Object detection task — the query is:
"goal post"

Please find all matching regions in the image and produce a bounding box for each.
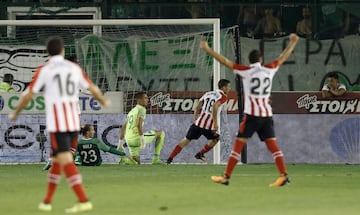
[0,18,233,164]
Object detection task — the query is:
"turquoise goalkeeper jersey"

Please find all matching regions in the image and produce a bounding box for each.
[125,104,146,140]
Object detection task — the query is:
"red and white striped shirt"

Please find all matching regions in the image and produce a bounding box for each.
[233,61,279,117]
[195,89,228,130]
[28,55,92,132]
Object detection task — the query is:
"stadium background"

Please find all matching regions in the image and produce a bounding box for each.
[0,0,360,164]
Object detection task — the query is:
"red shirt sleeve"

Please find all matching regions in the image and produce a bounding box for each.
[233,63,250,71]
[264,60,279,69]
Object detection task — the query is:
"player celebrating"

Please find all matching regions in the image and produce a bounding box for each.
[201,33,299,187]
[118,92,165,164]
[9,36,110,213]
[166,79,231,164]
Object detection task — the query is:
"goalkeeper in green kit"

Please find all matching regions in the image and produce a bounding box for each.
[118,92,165,164]
[74,124,133,166]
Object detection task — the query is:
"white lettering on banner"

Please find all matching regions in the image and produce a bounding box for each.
[150,92,170,107]
[161,99,199,112]
[303,98,360,114]
[0,92,124,114]
[152,97,239,113]
[297,94,318,109]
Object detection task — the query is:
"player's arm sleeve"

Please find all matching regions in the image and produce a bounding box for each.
[108,147,126,156]
[28,66,45,93]
[137,108,146,135]
[96,139,126,156]
[232,64,251,77]
[339,84,346,91]
[79,69,92,90]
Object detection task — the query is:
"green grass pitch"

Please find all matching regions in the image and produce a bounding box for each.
[0,164,359,215]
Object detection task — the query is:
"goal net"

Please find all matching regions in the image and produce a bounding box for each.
[0,19,239,164]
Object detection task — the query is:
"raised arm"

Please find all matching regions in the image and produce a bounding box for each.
[200,41,235,70]
[276,33,299,65]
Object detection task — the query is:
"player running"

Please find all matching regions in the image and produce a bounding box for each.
[166,79,231,164]
[201,33,299,187]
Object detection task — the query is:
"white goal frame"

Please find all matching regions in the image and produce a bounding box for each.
[0,18,222,164]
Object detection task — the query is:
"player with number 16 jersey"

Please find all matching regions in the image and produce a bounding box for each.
[8,36,110,213]
[28,55,90,132]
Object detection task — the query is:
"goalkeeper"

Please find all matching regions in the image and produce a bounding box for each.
[118,92,165,165]
[74,124,133,166]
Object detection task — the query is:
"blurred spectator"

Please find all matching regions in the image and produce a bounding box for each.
[0,73,15,92]
[321,72,346,98]
[237,0,261,37]
[252,6,282,38]
[318,4,349,39]
[186,0,207,18]
[296,7,312,38]
[110,0,139,19]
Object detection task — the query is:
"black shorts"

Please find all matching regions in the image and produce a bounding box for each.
[185,124,219,140]
[50,132,79,156]
[237,114,275,141]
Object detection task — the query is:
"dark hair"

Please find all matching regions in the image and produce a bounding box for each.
[46,36,64,56]
[80,124,92,135]
[3,73,14,84]
[135,91,147,100]
[248,50,262,64]
[327,72,339,80]
[218,79,230,89]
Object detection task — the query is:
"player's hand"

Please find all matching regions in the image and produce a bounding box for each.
[289,33,299,42]
[200,41,209,50]
[212,130,220,138]
[140,135,146,150]
[118,139,125,150]
[8,113,17,121]
[103,98,111,107]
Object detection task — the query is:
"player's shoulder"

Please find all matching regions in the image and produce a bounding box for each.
[233,63,251,71]
[132,104,146,113]
[338,83,346,90]
[263,60,280,69]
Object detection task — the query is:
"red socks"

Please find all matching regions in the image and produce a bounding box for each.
[224,139,246,178]
[169,145,183,159]
[265,139,287,175]
[44,161,61,203]
[63,163,88,202]
[198,144,212,154]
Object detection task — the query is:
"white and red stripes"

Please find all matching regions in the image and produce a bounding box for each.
[67,174,82,187]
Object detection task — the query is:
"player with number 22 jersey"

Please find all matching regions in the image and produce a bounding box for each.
[201,33,299,187]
